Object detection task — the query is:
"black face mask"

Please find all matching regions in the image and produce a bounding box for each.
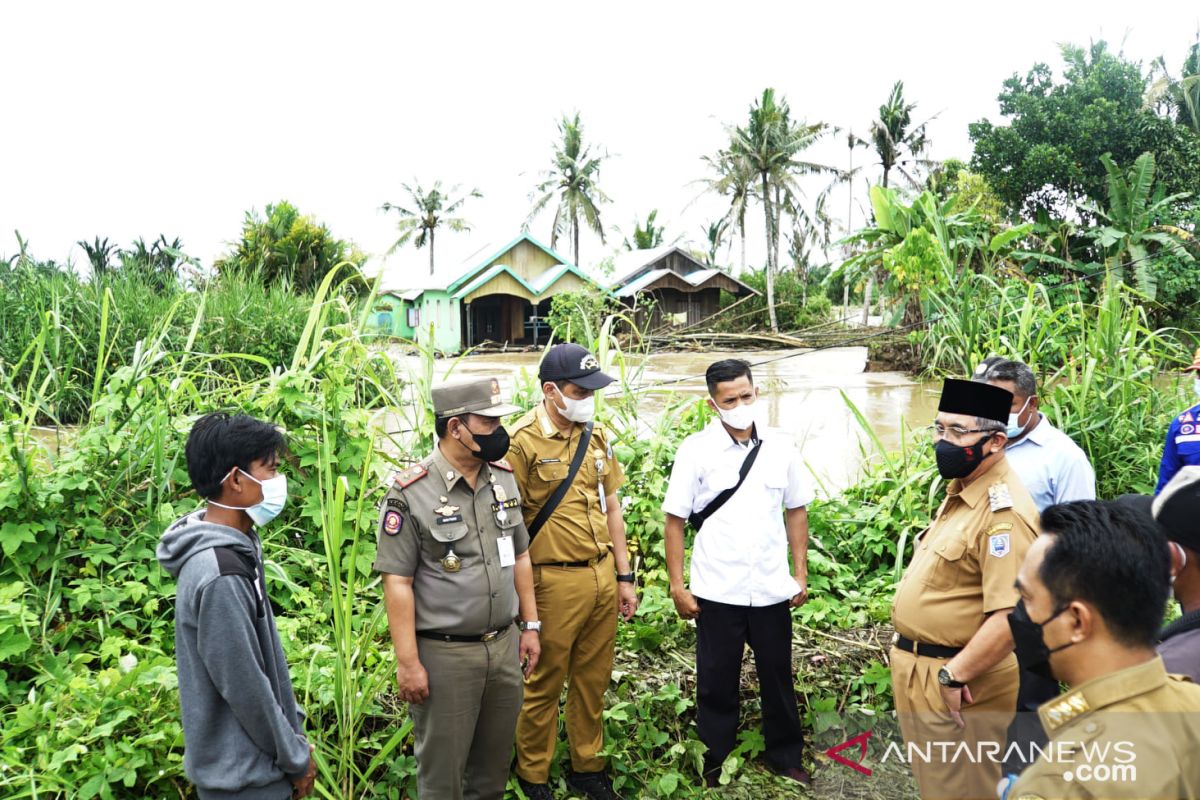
[462,425,510,462]
[1008,598,1074,682]
[934,434,993,480]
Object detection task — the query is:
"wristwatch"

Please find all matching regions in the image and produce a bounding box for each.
[616,572,636,583]
[937,665,966,688]
[518,620,542,633]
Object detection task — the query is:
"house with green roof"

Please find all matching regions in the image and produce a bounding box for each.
[373,232,604,353]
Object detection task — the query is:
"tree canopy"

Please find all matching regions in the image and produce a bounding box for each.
[216,201,366,292]
[969,40,1200,216]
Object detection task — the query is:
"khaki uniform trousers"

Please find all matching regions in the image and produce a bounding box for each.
[410,624,523,800]
[515,562,617,782]
[891,648,1019,800]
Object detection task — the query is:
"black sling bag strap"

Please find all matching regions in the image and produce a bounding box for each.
[687,438,763,531]
[528,420,594,540]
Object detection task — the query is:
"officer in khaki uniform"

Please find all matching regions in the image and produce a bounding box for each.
[1005,499,1200,800]
[374,377,541,800]
[891,379,1039,800]
[507,344,638,800]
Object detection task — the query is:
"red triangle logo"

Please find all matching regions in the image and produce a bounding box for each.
[824,730,873,776]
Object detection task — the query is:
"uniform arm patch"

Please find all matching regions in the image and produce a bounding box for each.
[986,522,1013,558]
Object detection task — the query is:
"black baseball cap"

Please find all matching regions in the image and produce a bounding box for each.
[538,343,616,390]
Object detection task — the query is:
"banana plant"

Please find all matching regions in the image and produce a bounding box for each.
[1083,152,1193,300]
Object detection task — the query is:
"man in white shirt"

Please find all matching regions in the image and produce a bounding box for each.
[662,359,812,788]
[974,357,1095,512]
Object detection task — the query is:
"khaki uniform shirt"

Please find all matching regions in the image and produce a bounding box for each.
[892,457,1039,647]
[372,447,529,636]
[1011,656,1200,799]
[506,402,625,564]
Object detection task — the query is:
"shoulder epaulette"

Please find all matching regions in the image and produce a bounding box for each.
[987,481,1014,512]
[394,463,428,489]
[509,410,538,434]
[489,458,514,472]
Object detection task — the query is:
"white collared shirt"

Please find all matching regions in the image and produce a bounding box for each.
[662,419,814,606]
[1005,414,1095,512]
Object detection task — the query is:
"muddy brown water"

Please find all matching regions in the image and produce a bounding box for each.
[27,347,939,495]
[395,347,940,494]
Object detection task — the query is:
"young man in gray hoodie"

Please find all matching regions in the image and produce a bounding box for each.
[157,413,316,800]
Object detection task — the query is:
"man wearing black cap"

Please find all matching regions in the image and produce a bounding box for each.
[506,343,637,800]
[890,379,1040,800]
[1154,466,1200,682]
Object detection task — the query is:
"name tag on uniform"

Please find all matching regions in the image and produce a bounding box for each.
[497,535,516,567]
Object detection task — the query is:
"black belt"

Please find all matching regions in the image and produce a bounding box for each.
[417,626,508,643]
[538,551,607,569]
[893,635,962,659]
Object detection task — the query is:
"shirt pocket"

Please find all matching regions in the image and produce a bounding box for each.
[920,534,969,592]
[534,461,570,485]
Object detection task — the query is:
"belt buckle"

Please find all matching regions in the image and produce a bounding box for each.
[481,630,498,642]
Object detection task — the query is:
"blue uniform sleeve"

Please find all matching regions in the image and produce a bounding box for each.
[1157,418,1183,495]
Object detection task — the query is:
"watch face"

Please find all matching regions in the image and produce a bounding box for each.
[938,668,950,685]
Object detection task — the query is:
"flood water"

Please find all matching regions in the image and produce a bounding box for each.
[397,347,941,494]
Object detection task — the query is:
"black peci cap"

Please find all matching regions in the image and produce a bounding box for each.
[938,378,1013,425]
[538,343,616,391]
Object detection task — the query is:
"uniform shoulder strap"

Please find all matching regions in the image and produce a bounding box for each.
[394,463,428,489]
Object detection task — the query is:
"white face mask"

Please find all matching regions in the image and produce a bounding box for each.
[717,399,758,431]
[1006,396,1033,438]
[1193,377,1200,399]
[553,388,595,423]
[209,467,289,526]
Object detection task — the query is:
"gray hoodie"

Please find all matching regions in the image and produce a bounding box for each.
[157,511,310,800]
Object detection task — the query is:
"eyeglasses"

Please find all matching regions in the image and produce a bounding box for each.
[928,423,998,440]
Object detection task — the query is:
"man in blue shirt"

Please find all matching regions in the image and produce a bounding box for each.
[974,357,1095,779]
[1156,347,1200,495]
[975,358,1095,512]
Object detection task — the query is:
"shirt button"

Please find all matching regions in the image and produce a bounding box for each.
[1083,722,1097,734]
[491,591,498,598]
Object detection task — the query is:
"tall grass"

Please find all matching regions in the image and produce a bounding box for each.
[921,276,1186,496]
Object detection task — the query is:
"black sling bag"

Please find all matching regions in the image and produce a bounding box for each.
[528,421,594,540]
[687,438,763,532]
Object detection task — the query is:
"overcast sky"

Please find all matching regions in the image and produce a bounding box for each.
[3,1,1198,288]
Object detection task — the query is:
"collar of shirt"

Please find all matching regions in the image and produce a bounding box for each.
[1038,656,1168,733]
[1009,414,1051,450]
[946,455,1014,509]
[702,418,761,450]
[534,399,579,440]
[430,445,493,493]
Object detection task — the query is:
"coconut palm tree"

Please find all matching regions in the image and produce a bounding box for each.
[729,88,832,332]
[382,181,481,275]
[526,113,610,266]
[1146,37,1200,134]
[869,80,936,189]
[621,209,668,250]
[700,219,729,266]
[697,148,756,273]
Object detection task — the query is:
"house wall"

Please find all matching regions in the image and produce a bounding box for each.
[462,271,536,304]
[370,294,416,338]
[415,291,462,352]
[491,239,561,282]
